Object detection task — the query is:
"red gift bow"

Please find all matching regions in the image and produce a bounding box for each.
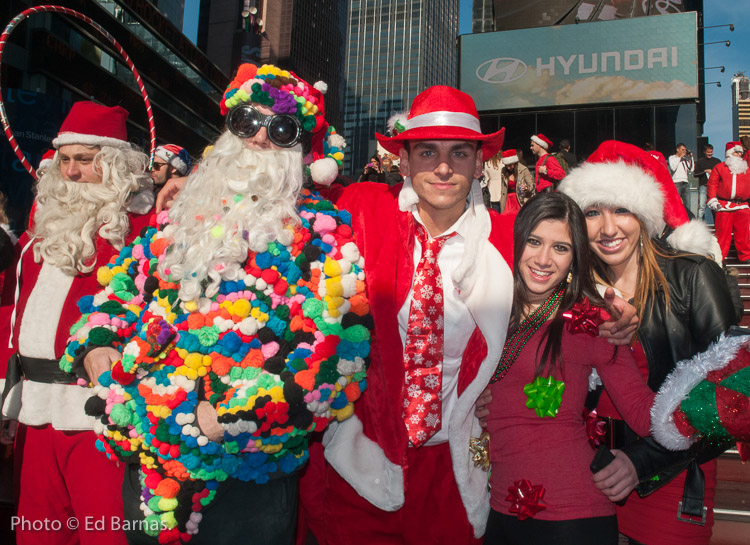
[505,479,547,520]
[562,299,611,336]
[584,408,608,449]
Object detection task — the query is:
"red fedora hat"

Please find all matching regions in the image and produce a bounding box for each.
[376,86,504,161]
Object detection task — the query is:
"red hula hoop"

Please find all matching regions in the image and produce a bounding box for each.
[0,5,156,179]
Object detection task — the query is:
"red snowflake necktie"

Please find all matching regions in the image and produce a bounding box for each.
[403,225,456,447]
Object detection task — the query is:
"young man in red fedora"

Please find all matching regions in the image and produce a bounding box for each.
[0,101,153,545]
[530,133,565,192]
[314,84,513,544]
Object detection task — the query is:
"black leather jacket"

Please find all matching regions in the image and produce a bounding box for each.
[613,252,737,515]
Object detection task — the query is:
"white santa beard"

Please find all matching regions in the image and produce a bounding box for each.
[726,155,749,175]
[159,137,303,302]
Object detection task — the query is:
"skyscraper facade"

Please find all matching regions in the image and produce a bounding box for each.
[732,73,750,140]
[342,0,459,175]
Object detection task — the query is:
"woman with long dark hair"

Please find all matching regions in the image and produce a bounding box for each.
[483,192,655,545]
[560,141,738,545]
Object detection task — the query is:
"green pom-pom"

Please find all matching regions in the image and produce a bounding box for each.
[110,404,131,426]
[302,116,317,132]
[100,300,126,315]
[143,515,162,536]
[343,324,370,342]
[89,327,118,346]
[198,326,219,347]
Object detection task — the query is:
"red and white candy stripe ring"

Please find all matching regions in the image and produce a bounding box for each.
[0,5,156,179]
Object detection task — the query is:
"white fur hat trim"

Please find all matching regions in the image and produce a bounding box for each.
[559,160,665,237]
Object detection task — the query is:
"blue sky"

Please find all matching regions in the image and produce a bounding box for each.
[702,0,749,148]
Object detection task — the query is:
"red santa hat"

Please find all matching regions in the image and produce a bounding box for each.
[560,140,719,259]
[725,141,743,158]
[52,101,130,149]
[38,149,56,171]
[375,86,505,161]
[501,149,519,165]
[154,144,191,176]
[531,134,552,150]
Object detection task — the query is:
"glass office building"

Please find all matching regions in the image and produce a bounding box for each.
[342,0,459,175]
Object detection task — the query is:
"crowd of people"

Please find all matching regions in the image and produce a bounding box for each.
[0,60,749,545]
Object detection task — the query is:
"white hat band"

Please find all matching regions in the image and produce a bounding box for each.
[406,111,481,133]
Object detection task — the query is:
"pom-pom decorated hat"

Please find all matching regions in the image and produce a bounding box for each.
[154,144,191,176]
[52,101,130,149]
[531,134,552,150]
[221,63,345,185]
[501,149,519,165]
[559,140,719,259]
[375,86,505,161]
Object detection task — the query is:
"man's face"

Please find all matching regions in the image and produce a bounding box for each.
[676,145,687,157]
[151,160,172,186]
[705,147,714,159]
[241,103,285,152]
[382,156,393,170]
[530,141,543,156]
[58,144,103,184]
[399,140,482,224]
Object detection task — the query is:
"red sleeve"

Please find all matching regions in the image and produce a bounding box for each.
[597,345,655,437]
[489,210,515,269]
[545,156,566,182]
[706,166,720,200]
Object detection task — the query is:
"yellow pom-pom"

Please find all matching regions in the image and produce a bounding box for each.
[184,300,198,312]
[97,267,114,286]
[233,299,251,318]
[323,259,342,278]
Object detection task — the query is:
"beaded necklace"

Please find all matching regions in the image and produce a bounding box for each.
[490,282,566,383]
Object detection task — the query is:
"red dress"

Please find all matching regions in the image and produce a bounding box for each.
[597,340,716,545]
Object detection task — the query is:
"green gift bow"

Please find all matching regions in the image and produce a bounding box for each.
[524,376,565,418]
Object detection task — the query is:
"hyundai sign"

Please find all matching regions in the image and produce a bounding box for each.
[460,12,698,110]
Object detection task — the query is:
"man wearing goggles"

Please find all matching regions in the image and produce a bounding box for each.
[72,64,360,545]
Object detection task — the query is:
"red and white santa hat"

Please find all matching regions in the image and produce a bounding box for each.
[501,149,519,165]
[560,140,719,259]
[376,86,505,161]
[154,144,191,176]
[725,141,743,158]
[38,149,56,171]
[531,134,552,150]
[52,101,130,150]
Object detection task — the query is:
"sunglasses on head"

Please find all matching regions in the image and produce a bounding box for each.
[226,104,303,148]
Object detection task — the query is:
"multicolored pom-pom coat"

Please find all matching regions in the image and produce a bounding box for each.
[61,190,370,544]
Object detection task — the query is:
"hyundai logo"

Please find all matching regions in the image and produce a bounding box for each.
[476,58,527,84]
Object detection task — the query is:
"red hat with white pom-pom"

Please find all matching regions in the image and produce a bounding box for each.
[501,149,519,165]
[560,140,720,260]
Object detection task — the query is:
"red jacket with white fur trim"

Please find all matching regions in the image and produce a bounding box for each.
[319,181,514,537]
[707,160,750,211]
[0,212,152,429]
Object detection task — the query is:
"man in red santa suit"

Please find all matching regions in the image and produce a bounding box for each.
[530,133,565,192]
[707,141,750,262]
[314,87,634,544]
[0,101,153,545]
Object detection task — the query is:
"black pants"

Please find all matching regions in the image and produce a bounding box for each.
[484,509,618,545]
[122,464,298,545]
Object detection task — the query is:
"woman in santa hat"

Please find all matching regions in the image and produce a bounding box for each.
[560,141,738,545]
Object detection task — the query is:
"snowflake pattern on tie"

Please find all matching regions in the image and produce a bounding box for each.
[403,225,457,447]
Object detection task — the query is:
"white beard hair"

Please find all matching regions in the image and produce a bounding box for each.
[726,155,748,175]
[32,150,143,275]
[159,131,304,303]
